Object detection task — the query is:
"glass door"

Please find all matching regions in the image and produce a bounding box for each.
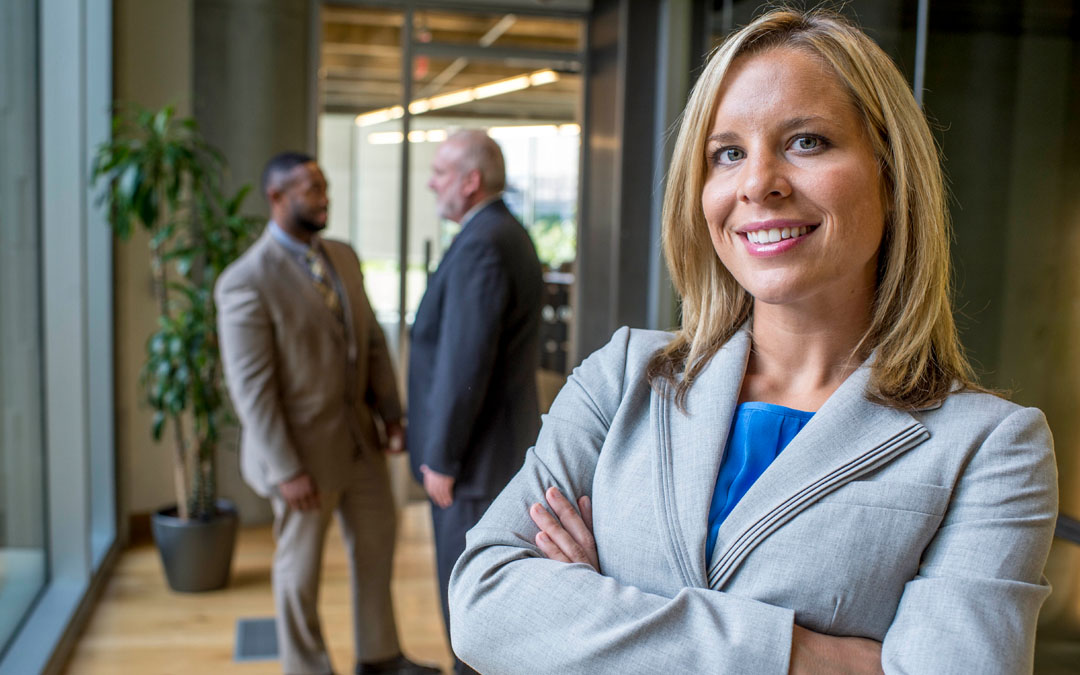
[319,2,586,402]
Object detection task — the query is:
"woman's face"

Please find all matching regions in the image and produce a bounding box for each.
[701,47,885,312]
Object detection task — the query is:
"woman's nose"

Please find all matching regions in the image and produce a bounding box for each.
[738,153,791,204]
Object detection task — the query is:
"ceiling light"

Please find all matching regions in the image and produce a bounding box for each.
[368,131,404,144]
[355,105,403,127]
[488,125,559,139]
[473,75,530,100]
[354,69,565,126]
[529,69,559,86]
[428,89,475,110]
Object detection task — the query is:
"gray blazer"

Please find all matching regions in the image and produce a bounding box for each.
[449,327,1058,674]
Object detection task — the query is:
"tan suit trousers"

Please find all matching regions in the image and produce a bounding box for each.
[271,449,399,674]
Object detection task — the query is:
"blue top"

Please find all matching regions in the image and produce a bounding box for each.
[705,402,814,565]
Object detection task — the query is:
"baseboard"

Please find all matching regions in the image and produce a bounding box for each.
[127,513,152,546]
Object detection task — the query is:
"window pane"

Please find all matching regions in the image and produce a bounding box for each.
[0,0,47,657]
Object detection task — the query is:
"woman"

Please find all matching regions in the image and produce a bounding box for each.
[448,8,1057,674]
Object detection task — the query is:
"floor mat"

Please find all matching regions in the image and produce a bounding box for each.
[234,617,278,662]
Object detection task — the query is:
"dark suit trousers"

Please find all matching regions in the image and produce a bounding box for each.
[432,497,492,675]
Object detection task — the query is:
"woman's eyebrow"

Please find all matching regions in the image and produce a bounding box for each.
[706,131,739,145]
[706,116,831,146]
[779,115,829,131]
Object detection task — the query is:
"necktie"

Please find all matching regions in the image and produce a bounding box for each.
[304,248,343,323]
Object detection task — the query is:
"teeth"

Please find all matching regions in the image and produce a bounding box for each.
[747,226,811,244]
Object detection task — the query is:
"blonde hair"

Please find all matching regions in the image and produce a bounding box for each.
[649,7,978,410]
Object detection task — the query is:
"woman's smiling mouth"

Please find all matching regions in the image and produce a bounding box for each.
[744,224,815,244]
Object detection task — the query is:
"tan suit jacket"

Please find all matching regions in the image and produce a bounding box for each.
[215,228,402,497]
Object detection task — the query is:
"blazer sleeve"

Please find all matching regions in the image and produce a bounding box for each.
[881,406,1058,674]
[355,265,402,424]
[449,327,796,675]
[420,239,509,477]
[215,270,304,486]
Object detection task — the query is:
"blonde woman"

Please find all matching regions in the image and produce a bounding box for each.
[448,8,1058,674]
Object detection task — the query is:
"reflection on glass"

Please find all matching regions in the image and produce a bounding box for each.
[0,0,47,655]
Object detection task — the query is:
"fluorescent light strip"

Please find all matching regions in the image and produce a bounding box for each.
[366,129,451,145]
[355,69,561,127]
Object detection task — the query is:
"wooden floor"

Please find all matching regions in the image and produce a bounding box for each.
[64,502,453,675]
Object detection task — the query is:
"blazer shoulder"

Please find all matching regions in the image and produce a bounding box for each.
[321,237,357,259]
[919,390,1055,474]
[571,327,673,402]
[625,327,675,368]
[216,233,271,293]
[925,389,1040,430]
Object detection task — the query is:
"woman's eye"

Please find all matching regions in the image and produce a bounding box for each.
[792,135,822,151]
[715,147,745,164]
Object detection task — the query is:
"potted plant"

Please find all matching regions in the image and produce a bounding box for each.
[92,104,260,592]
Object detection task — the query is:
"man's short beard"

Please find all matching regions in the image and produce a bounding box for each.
[295,214,326,233]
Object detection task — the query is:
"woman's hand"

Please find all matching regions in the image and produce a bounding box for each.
[790,624,883,675]
[529,486,599,572]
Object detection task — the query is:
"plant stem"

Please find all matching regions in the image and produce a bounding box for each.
[153,202,190,521]
[172,417,189,521]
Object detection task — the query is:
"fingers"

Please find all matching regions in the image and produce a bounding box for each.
[545,487,596,558]
[535,531,571,563]
[421,466,454,509]
[529,494,594,568]
[578,495,593,531]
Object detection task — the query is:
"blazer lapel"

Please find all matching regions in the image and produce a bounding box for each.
[705,360,929,589]
[263,232,347,343]
[651,329,750,588]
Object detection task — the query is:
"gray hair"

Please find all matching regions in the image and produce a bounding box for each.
[446,129,506,195]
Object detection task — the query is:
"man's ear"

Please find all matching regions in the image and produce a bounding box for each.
[463,169,483,196]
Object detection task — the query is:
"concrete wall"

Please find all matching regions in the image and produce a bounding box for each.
[112,0,196,525]
[922,2,1080,637]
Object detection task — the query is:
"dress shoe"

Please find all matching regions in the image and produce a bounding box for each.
[356,654,442,675]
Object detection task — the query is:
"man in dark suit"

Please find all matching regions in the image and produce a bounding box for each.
[217,152,438,675]
[408,130,543,674]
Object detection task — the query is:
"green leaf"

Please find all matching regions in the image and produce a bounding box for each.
[151,411,166,440]
[149,333,166,355]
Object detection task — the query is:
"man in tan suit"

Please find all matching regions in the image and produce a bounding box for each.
[216,152,439,675]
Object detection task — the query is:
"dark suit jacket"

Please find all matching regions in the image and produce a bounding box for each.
[408,199,543,500]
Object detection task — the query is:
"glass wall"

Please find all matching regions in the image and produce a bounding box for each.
[319,2,585,379]
[0,0,115,671]
[0,0,47,658]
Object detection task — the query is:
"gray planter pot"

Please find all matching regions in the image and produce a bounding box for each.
[151,498,239,593]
